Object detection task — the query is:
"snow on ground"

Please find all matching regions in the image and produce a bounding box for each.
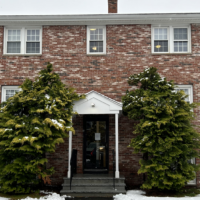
[24,192,71,200]
[0,192,72,200]
[113,190,200,200]
[0,198,9,200]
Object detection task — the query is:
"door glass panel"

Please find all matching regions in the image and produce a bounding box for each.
[85,120,107,170]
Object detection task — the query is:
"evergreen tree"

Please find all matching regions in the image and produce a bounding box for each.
[122,67,200,191]
[0,63,84,193]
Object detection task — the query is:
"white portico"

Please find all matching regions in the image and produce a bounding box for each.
[67,90,122,178]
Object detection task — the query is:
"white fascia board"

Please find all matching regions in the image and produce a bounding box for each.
[1,13,200,26]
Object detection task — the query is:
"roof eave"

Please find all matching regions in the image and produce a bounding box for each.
[1,13,200,25]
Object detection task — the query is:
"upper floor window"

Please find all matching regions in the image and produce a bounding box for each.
[152,25,191,54]
[1,86,21,102]
[4,27,42,55]
[87,26,106,55]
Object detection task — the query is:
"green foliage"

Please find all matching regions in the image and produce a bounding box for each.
[122,67,200,191]
[0,63,84,193]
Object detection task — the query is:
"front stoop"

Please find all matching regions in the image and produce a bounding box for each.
[60,174,126,197]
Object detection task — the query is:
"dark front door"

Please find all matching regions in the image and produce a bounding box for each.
[83,115,109,173]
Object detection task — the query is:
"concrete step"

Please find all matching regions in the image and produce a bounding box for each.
[61,192,121,198]
[62,184,125,191]
[60,174,126,197]
[63,179,125,185]
[61,189,126,197]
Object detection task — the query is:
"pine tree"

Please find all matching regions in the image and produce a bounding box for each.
[122,67,200,191]
[0,63,84,193]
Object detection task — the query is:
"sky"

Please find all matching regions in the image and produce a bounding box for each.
[0,0,200,15]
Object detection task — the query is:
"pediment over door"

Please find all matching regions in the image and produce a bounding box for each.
[73,90,122,114]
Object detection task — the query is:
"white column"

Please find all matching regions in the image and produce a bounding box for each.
[67,130,73,178]
[115,113,120,178]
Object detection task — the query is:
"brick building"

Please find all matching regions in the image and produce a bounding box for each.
[0,0,199,194]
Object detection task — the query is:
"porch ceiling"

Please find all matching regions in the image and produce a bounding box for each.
[73,90,122,114]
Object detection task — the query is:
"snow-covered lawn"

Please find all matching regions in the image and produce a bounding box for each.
[0,190,200,200]
[0,192,71,200]
[114,190,200,200]
[0,198,9,200]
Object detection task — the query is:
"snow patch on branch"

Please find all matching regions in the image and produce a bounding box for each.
[4,129,12,131]
[45,94,50,99]
[51,119,63,128]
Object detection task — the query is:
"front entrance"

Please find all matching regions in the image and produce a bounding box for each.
[83,115,109,173]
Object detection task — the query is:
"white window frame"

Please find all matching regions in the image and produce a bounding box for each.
[175,85,196,185]
[87,26,106,55]
[151,25,191,54]
[1,86,21,102]
[4,26,42,55]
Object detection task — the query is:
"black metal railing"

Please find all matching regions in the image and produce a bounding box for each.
[70,149,77,190]
[112,149,115,189]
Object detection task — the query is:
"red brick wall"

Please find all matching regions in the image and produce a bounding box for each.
[0,24,200,188]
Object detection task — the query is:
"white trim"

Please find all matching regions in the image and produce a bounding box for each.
[87,26,106,55]
[67,131,72,178]
[4,26,42,55]
[85,90,122,106]
[152,25,191,54]
[115,113,120,178]
[1,86,21,102]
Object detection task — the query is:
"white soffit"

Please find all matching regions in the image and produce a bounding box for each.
[73,90,122,114]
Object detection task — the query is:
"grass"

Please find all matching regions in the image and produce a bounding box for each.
[0,192,45,200]
[145,188,200,197]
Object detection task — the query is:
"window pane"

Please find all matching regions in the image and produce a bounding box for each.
[6,90,19,101]
[174,28,188,40]
[154,28,167,40]
[7,42,21,53]
[8,30,20,41]
[90,28,103,41]
[174,41,188,52]
[27,30,40,41]
[99,29,103,34]
[26,42,40,53]
[154,41,168,52]
[90,41,103,53]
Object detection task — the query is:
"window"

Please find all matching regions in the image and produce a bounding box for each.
[1,86,21,102]
[174,85,193,103]
[87,26,106,54]
[175,85,196,185]
[4,27,42,55]
[152,25,191,53]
